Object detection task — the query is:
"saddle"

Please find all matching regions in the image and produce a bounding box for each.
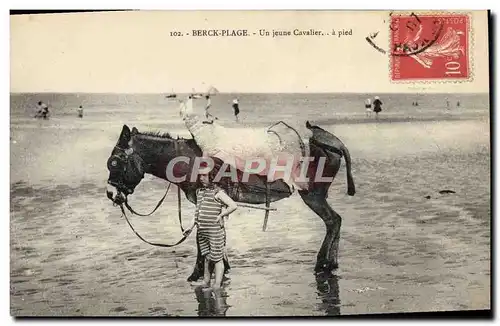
[186,116,310,188]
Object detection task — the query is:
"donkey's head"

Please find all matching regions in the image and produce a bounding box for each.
[106,125,146,204]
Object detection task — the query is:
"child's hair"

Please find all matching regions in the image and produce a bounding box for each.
[198,161,213,179]
[198,162,225,190]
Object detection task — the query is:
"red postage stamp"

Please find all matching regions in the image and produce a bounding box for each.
[390,13,470,81]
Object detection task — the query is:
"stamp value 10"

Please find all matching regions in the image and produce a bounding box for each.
[390,13,470,82]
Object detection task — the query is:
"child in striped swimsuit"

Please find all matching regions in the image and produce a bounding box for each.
[195,168,238,289]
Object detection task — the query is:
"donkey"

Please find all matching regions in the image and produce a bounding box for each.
[106,122,355,280]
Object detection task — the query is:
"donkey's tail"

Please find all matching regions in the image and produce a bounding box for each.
[306,120,355,196]
[340,145,355,196]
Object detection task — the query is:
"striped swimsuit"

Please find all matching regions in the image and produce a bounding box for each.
[195,187,226,262]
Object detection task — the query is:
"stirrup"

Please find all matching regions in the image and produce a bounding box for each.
[262,182,271,231]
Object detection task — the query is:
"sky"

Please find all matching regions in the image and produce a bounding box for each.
[10,10,490,94]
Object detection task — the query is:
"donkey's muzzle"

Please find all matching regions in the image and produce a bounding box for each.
[106,189,126,206]
[106,183,127,205]
[113,193,126,205]
[106,189,114,201]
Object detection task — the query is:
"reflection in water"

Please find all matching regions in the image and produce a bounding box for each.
[194,286,230,316]
[316,273,341,316]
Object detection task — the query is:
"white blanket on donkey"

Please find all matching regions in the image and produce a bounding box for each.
[179,101,311,190]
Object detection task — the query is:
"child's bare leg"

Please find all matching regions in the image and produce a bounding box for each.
[212,260,224,289]
[202,256,211,287]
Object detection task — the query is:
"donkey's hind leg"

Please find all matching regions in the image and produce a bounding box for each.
[299,190,342,273]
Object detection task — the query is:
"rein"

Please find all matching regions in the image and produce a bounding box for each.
[119,201,195,248]
[117,138,193,248]
[119,182,196,248]
[124,183,171,217]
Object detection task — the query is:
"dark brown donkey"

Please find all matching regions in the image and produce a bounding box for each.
[106,121,355,280]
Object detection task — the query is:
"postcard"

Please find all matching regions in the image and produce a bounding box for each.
[10,10,490,317]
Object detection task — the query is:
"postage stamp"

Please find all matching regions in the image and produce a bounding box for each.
[389,13,471,81]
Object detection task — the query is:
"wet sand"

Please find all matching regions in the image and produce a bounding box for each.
[10,118,491,316]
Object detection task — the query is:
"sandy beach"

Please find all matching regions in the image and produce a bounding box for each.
[10,97,490,316]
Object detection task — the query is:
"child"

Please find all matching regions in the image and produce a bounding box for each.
[191,163,238,289]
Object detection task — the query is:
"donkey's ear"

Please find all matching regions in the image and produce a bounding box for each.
[122,124,130,135]
[118,125,131,147]
[131,127,139,135]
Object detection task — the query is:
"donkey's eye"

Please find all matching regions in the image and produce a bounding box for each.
[107,157,124,171]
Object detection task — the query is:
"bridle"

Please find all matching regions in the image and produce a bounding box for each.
[108,142,193,247]
[118,186,195,248]
[107,145,147,195]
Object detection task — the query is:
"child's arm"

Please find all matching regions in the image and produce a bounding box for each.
[215,190,237,223]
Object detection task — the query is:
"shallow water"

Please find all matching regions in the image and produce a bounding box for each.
[10,93,490,316]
